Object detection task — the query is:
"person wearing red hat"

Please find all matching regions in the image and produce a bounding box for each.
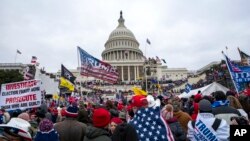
[109,117,123,135]
[84,108,112,141]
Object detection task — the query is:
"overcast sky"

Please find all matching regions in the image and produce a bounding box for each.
[1,0,249,73]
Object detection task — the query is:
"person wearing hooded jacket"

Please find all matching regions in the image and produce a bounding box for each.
[84,108,111,141]
[187,99,229,141]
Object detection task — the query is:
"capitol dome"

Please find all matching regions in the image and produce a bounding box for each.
[102,11,143,61]
[101,11,144,82]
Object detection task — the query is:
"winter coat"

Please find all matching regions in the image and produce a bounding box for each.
[173,110,192,133]
[83,126,111,141]
[212,105,241,124]
[34,129,60,141]
[112,123,139,141]
[187,113,229,141]
[54,118,87,141]
[167,117,186,141]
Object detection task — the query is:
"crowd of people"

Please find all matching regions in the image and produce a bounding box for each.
[0,82,250,141]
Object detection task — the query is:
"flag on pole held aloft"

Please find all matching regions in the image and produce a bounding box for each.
[17,49,22,54]
[146,38,151,45]
[156,56,161,62]
[185,83,192,93]
[61,64,76,84]
[161,59,166,63]
[238,48,250,66]
[223,53,250,92]
[60,77,74,91]
[31,56,37,64]
[78,46,119,84]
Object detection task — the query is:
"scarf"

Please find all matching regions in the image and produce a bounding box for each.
[212,100,229,108]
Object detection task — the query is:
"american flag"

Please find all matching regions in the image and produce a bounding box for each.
[224,54,242,72]
[78,46,119,84]
[31,56,37,64]
[129,106,174,141]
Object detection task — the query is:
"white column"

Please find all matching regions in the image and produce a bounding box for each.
[116,51,118,60]
[128,66,130,81]
[121,66,124,81]
[137,66,139,78]
[134,66,136,80]
[120,51,122,60]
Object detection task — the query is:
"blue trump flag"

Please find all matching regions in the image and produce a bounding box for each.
[185,83,192,93]
[223,53,250,92]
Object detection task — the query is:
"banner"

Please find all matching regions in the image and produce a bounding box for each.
[0,80,41,110]
[78,46,119,83]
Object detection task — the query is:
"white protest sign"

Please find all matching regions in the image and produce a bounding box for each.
[0,80,41,110]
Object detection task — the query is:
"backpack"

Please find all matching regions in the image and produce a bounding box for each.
[191,118,221,131]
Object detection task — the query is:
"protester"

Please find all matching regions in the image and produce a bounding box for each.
[187,99,229,141]
[34,118,60,141]
[54,105,87,141]
[161,104,186,141]
[227,95,248,120]
[172,100,192,134]
[212,91,241,124]
[109,117,123,135]
[0,118,32,141]
[84,108,111,141]
[112,123,139,141]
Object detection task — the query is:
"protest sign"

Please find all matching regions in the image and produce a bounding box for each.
[0,80,41,110]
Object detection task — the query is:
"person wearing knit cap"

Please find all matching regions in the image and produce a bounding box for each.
[54,105,87,141]
[187,99,229,141]
[161,104,186,141]
[109,117,123,135]
[34,119,60,141]
[84,108,112,141]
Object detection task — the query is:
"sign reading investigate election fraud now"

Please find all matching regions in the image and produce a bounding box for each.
[0,80,41,110]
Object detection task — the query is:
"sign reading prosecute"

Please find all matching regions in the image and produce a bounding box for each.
[0,80,41,110]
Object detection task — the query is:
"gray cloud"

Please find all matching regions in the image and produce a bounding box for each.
[1,0,249,72]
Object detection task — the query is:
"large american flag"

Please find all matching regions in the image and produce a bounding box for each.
[129,106,174,141]
[78,46,119,83]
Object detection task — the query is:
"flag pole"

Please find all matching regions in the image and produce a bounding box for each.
[222,51,239,94]
[144,40,148,93]
[77,46,82,97]
[14,52,17,63]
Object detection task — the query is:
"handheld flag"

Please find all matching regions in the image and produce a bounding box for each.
[161,59,166,63]
[31,56,37,64]
[185,83,192,93]
[78,46,119,84]
[222,52,250,93]
[61,64,76,84]
[60,77,74,91]
[238,48,250,66]
[17,49,22,54]
[146,38,151,45]
[132,87,147,96]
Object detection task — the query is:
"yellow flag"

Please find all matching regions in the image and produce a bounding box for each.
[60,77,74,91]
[132,87,147,96]
[53,93,59,100]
